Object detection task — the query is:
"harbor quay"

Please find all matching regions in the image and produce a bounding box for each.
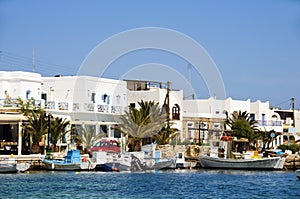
[1,145,300,171]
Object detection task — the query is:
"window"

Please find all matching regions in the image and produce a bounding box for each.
[250,114,255,122]
[91,93,96,103]
[26,90,31,100]
[130,103,135,108]
[172,104,180,120]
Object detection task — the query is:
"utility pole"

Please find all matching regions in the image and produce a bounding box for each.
[292,97,295,127]
[166,81,170,128]
[32,48,35,72]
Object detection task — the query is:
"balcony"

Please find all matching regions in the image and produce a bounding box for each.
[44,101,123,114]
[257,120,282,127]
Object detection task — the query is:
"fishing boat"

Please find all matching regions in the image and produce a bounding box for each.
[199,137,286,170]
[175,152,197,169]
[42,149,95,171]
[0,155,31,173]
[296,169,300,179]
[0,157,18,173]
[92,144,175,172]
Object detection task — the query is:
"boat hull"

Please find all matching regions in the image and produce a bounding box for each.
[199,155,283,170]
[0,163,18,173]
[176,162,197,169]
[43,160,82,171]
[296,169,300,179]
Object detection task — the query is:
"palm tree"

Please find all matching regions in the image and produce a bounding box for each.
[73,124,102,153]
[119,100,166,151]
[50,117,71,152]
[260,129,279,151]
[153,124,179,145]
[226,110,260,149]
[22,110,48,153]
[17,97,41,116]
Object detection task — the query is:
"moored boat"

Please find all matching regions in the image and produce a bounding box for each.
[296,169,300,179]
[92,143,175,172]
[175,152,197,169]
[0,155,31,173]
[42,149,95,171]
[199,138,286,170]
[0,159,17,173]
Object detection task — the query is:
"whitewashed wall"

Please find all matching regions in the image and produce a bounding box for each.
[0,71,42,101]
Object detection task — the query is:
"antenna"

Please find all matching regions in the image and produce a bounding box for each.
[187,63,192,84]
[291,97,295,127]
[32,48,35,72]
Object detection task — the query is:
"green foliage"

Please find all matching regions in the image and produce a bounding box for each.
[17,97,42,116]
[226,110,260,148]
[277,144,299,154]
[153,125,179,145]
[50,117,71,152]
[170,138,191,146]
[260,129,280,151]
[119,100,166,139]
[23,110,48,144]
[18,98,71,153]
[119,100,167,151]
[73,124,102,149]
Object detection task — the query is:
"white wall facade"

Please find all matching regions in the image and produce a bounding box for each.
[183,97,283,138]
[0,71,42,103]
[42,76,127,115]
[127,86,184,139]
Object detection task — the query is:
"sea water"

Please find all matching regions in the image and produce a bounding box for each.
[0,170,299,199]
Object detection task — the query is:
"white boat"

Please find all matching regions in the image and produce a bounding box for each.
[16,162,31,172]
[0,158,17,173]
[0,157,31,173]
[296,169,300,179]
[199,138,286,170]
[175,152,197,169]
[92,144,175,172]
[42,149,95,171]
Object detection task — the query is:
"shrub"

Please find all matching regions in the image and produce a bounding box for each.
[277,144,299,154]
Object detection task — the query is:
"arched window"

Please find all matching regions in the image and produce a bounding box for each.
[172,104,180,120]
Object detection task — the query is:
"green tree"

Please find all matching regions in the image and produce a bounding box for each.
[73,124,102,152]
[17,97,42,116]
[22,110,48,153]
[226,110,260,149]
[50,117,71,152]
[260,129,280,151]
[119,100,166,151]
[153,124,179,145]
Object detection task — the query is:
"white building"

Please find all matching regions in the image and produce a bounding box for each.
[41,75,127,139]
[0,71,42,103]
[0,71,42,155]
[126,80,184,139]
[183,97,284,146]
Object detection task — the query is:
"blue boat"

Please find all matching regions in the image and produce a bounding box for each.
[42,149,95,171]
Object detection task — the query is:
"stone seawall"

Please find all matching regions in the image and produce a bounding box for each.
[284,154,300,169]
[158,145,209,160]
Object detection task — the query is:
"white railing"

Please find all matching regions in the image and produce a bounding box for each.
[257,120,282,127]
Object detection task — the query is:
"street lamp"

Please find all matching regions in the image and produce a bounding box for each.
[46,113,52,158]
[199,121,206,146]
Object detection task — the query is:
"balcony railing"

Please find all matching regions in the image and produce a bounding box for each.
[257,120,282,127]
[44,101,123,114]
[0,98,41,108]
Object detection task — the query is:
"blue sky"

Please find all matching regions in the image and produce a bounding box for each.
[0,0,300,108]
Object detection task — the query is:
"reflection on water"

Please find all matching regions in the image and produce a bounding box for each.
[0,169,299,198]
